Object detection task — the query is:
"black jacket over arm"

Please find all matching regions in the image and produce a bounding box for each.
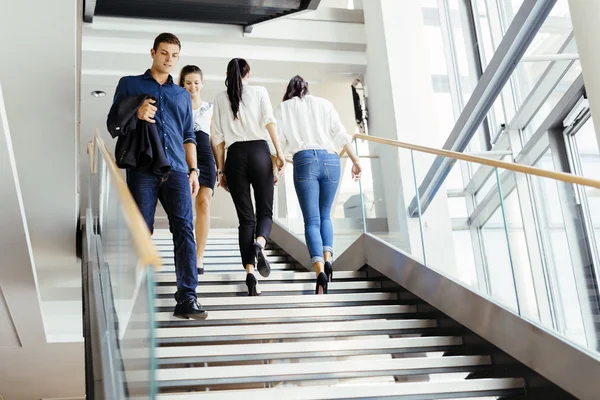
[106,94,171,175]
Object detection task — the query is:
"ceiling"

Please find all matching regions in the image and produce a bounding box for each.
[88,0,320,27]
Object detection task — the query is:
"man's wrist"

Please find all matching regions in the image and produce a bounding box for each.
[189,167,200,177]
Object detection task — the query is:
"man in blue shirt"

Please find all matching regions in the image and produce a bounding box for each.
[110,33,207,320]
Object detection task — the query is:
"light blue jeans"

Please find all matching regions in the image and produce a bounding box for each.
[293,150,341,264]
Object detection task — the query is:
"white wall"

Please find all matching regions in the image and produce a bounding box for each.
[363,0,458,274]
[0,0,84,397]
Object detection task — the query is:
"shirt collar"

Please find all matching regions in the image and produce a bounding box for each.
[143,69,175,85]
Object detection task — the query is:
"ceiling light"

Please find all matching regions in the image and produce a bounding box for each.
[91,90,106,98]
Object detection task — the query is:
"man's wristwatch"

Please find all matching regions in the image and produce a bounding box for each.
[189,168,200,177]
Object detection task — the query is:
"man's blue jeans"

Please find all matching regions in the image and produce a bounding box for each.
[293,150,341,264]
[126,169,197,303]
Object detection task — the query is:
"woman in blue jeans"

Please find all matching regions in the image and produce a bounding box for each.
[275,76,361,294]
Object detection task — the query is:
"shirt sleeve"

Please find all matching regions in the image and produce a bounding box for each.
[182,94,196,145]
[212,98,225,146]
[274,105,288,154]
[329,104,352,149]
[259,87,277,128]
[112,77,129,105]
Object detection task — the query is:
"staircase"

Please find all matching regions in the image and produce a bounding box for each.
[151,229,526,399]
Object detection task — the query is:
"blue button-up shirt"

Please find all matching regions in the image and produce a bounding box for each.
[112,69,196,174]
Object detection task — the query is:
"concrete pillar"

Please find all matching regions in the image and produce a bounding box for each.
[568,1,600,145]
[362,0,458,274]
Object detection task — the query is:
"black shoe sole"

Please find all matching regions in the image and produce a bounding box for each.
[173,311,208,320]
[256,250,271,278]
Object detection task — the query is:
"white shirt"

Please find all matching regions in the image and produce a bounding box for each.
[213,85,276,153]
[275,95,352,156]
[193,101,213,135]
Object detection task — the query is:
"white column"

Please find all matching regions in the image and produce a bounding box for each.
[568,0,600,144]
[363,0,458,274]
[0,0,84,398]
[0,0,80,311]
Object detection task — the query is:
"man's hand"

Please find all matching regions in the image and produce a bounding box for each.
[138,99,157,123]
[189,171,200,196]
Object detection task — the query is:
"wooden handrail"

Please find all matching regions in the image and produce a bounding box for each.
[92,131,162,269]
[346,133,600,190]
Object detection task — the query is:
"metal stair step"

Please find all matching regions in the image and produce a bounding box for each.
[156,319,438,343]
[154,378,524,399]
[154,281,383,295]
[155,243,256,251]
[157,336,463,364]
[160,256,290,264]
[157,263,298,273]
[149,355,492,387]
[154,271,367,283]
[154,292,402,308]
[154,304,415,323]
[157,249,286,257]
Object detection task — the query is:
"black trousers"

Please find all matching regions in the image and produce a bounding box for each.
[225,140,274,266]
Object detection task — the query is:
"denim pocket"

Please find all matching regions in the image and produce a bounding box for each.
[294,159,314,183]
[324,160,341,183]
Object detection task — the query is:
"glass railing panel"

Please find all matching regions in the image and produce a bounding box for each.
[361,143,425,263]
[347,134,600,360]
[90,139,157,398]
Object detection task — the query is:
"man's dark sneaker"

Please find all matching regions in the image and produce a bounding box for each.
[254,242,271,278]
[173,298,208,320]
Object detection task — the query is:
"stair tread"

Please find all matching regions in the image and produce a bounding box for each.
[154,281,382,294]
[154,304,415,322]
[139,355,492,385]
[154,292,399,307]
[154,271,366,283]
[154,378,523,399]
[156,319,438,339]
[157,336,463,359]
[160,256,290,263]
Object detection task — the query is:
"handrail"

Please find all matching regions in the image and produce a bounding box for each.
[347,133,600,190]
[91,130,162,268]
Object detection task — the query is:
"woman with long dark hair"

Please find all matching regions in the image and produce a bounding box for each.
[213,58,286,296]
[179,65,216,275]
[275,75,361,295]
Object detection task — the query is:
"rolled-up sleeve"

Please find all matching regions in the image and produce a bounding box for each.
[329,105,352,149]
[182,95,196,146]
[259,87,277,128]
[212,98,225,146]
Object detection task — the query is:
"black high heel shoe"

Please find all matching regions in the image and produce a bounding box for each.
[253,242,271,278]
[246,273,261,296]
[324,261,333,282]
[315,272,328,295]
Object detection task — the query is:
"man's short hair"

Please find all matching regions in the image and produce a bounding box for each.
[153,33,181,51]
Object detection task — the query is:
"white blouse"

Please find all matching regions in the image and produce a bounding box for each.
[275,95,352,156]
[213,85,276,154]
[193,101,213,135]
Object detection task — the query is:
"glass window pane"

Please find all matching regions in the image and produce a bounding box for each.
[532,151,586,345]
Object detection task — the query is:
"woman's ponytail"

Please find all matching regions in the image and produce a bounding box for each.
[225,58,250,119]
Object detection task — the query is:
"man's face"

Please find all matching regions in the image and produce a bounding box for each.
[151,42,180,74]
